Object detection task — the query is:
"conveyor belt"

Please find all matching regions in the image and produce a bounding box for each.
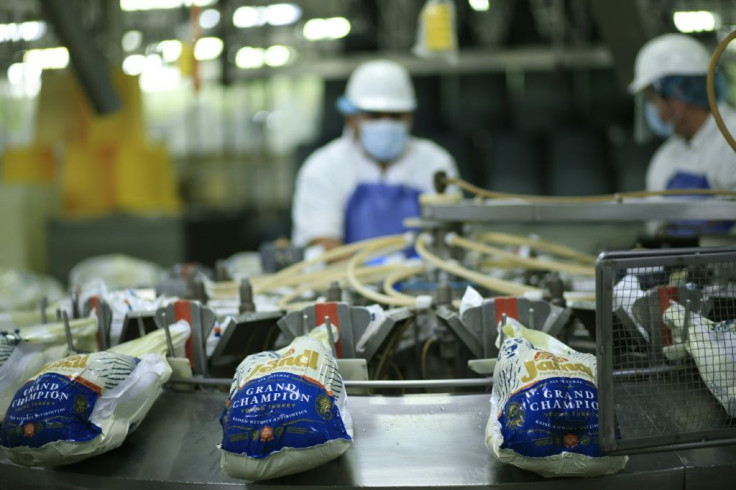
[0,390,733,489]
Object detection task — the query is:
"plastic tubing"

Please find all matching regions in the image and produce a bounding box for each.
[254,234,405,293]
[414,234,539,297]
[382,264,426,298]
[346,235,419,307]
[446,177,736,203]
[477,231,596,265]
[449,234,595,277]
[276,263,403,310]
[206,263,349,300]
[707,29,736,153]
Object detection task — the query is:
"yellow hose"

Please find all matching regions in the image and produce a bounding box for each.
[421,336,437,379]
[255,262,349,292]
[449,234,595,276]
[205,262,351,299]
[477,231,596,265]
[382,264,426,299]
[276,263,402,310]
[707,29,736,153]
[415,234,539,297]
[446,177,736,203]
[478,259,518,269]
[254,234,405,293]
[346,236,419,307]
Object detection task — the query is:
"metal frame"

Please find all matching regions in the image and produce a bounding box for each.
[422,199,736,223]
[596,246,736,454]
[277,302,412,361]
[437,298,570,359]
[167,376,493,390]
[155,301,216,376]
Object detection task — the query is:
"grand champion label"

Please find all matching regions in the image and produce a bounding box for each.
[498,376,603,458]
[1,352,139,449]
[220,337,350,459]
[495,337,604,458]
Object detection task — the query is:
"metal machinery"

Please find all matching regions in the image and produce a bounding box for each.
[2,191,736,489]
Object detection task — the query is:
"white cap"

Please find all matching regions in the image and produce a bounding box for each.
[628,33,711,94]
[345,59,417,113]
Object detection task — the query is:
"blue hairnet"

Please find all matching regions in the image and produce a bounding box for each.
[652,70,729,108]
[336,95,362,116]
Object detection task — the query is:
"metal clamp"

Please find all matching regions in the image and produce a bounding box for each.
[155,300,216,376]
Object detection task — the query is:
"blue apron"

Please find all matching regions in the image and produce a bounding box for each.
[344,182,422,244]
[665,171,734,236]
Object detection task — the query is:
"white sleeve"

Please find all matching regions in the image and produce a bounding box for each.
[711,145,736,191]
[291,152,345,247]
[645,143,671,191]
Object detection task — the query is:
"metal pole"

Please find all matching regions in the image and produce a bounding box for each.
[62,310,75,352]
[324,316,338,358]
[40,296,48,324]
[137,315,146,338]
[162,312,176,358]
[499,313,508,346]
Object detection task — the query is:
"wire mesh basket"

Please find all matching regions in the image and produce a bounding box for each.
[596,247,736,454]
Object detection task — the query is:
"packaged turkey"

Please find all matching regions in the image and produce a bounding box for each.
[486,318,628,477]
[0,321,190,466]
[219,325,353,481]
[0,317,98,420]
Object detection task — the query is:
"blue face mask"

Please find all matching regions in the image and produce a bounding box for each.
[644,101,674,138]
[359,119,409,162]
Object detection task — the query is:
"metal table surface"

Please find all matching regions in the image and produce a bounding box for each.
[0,390,730,489]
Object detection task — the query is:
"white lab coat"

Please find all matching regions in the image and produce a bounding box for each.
[647,104,736,192]
[291,134,458,247]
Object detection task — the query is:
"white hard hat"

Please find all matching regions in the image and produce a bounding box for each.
[628,33,711,94]
[345,59,417,112]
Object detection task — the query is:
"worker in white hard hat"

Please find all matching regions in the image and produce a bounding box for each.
[629,33,736,235]
[291,59,458,249]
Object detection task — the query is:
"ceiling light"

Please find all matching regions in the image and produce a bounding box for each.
[7,63,42,85]
[303,18,325,41]
[158,40,183,62]
[122,30,143,52]
[469,0,490,12]
[266,4,302,26]
[122,54,146,75]
[673,11,721,33]
[233,6,266,28]
[140,66,181,92]
[304,17,351,41]
[324,17,351,40]
[146,53,163,67]
[264,45,293,67]
[199,8,220,29]
[24,47,69,70]
[235,47,264,69]
[194,37,223,60]
[120,0,216,11]
[0,21,47,43]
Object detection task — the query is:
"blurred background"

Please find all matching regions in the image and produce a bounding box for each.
[0,0,735,285]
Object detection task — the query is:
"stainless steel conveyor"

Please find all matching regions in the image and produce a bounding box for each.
[2,390,733,489]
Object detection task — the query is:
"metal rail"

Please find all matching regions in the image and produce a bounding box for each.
[168,376,494,389]
[423,198,736,223]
